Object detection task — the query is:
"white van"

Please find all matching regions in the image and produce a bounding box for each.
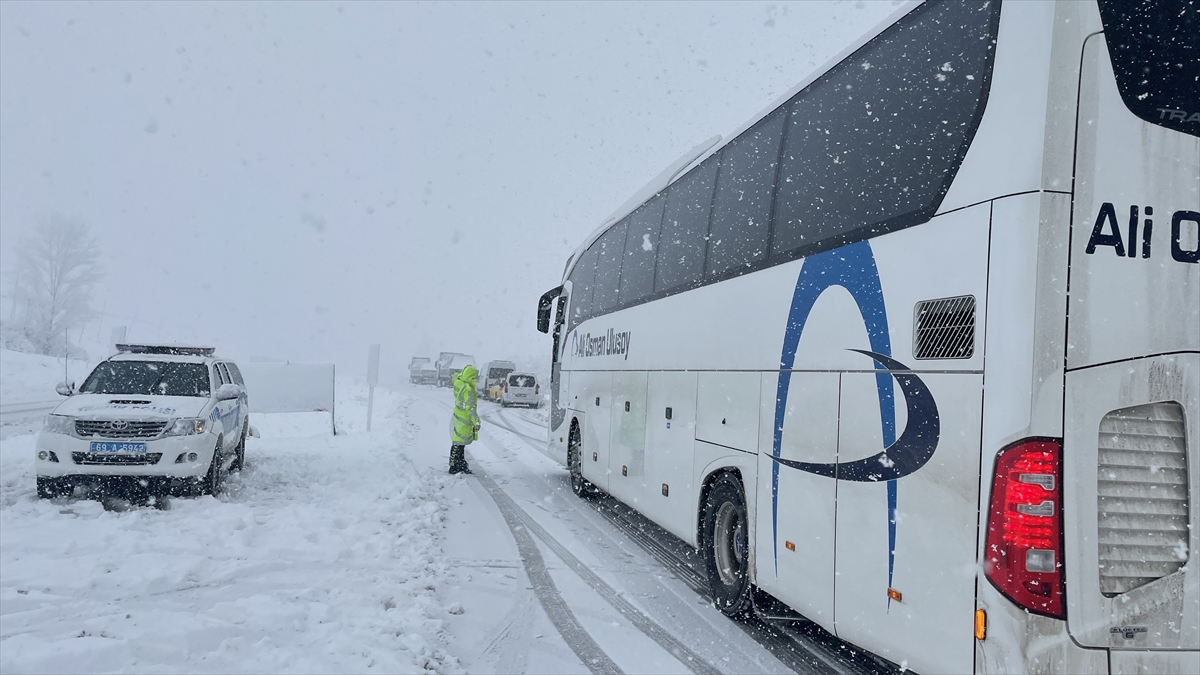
[501,372,540,408]
[479,360,517,395]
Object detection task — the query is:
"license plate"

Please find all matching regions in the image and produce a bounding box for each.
[89,442,146,454]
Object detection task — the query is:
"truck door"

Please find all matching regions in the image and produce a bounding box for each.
[1063,5,1199,657]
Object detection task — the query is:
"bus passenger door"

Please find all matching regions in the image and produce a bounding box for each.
[833,371,982,675]
[756,371,839,628]
[644,371,698,544]
[610,371,648,508]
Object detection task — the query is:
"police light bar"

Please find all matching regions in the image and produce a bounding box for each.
[116,344,216,356]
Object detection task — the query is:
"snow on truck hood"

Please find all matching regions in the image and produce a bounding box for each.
[52,394,210,420]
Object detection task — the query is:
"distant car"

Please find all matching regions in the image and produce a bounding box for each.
[501,372,540,408]
[34,344,249,501]
[478,360,516,396]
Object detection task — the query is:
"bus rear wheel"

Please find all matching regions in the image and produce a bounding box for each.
[702,473,752,617]
[568,427,593,498]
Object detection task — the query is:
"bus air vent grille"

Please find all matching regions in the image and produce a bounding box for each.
[1097,401,1190,597]
[912,295,975,359]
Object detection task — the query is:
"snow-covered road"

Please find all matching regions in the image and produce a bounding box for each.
[0,381,888,674]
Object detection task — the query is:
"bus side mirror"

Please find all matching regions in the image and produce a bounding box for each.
[537,285,564,333]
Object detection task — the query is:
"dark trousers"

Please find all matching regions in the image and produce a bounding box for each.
[449,444,471,474]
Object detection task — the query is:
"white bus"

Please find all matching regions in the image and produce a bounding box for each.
[536,1,1198,673]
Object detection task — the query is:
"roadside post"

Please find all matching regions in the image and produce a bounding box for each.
[366,344,380,432]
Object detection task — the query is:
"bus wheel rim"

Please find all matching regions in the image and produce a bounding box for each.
[714,501,744,586]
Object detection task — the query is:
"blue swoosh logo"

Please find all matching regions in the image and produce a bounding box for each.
[769,349,940,482]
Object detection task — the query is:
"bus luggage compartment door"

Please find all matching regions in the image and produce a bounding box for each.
[644,371,698,544]
[833,370,982,675]
[610,371,648,507]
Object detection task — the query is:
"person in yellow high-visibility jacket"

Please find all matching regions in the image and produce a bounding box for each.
[449,364,480,474]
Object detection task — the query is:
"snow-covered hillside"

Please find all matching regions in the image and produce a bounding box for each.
[0,348,92,405]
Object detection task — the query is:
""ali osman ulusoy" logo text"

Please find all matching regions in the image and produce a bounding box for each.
[571,328,632,360]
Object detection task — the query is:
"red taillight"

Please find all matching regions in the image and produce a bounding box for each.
[535,384,539,395]
[984,438,1065,619]
[504,382,508,393]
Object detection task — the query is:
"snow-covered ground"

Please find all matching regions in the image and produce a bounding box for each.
[0,354,860,674]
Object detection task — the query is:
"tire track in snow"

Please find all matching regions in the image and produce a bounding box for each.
[484,405,891,675]
[470,464,623,675]
[470,456,723,675]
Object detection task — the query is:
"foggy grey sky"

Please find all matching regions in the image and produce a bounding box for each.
[0,0,900,377]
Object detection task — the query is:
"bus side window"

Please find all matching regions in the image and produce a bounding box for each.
[569,248,598,329]
[708,109,785,278]
[619,195,665,306]
[592,219,629,314]
[656,156,719,294]
[771,0,997,257]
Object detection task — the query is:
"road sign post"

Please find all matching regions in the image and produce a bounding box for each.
[366,344,380,432]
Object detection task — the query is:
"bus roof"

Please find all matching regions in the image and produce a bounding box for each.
[562,0,921,282]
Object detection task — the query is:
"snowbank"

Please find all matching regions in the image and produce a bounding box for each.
[0,381,463,674]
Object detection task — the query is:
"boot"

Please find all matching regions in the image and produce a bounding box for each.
[449,444,472,474]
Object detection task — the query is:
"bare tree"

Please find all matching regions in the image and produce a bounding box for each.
[9,215,102,355]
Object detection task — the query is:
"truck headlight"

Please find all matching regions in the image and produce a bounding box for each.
[43,414,75,436]
[166,418,206,437]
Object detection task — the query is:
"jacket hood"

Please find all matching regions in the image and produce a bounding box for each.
[456,364,478,382]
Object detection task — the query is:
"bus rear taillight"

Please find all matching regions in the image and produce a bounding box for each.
[984,438,1065,619]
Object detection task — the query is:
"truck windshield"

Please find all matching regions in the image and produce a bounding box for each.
[1098,0,1200,137]
[79,361,211,397]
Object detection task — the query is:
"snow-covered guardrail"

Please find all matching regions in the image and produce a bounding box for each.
[239,362,337,434]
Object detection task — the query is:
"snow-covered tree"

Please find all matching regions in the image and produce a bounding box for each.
[7,215,102,355]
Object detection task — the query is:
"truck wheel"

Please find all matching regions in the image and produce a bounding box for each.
[702,473,752,617]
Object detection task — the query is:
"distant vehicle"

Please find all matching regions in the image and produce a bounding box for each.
[35,344,250,501]
[534,2,1199,673]
[500,372,539,408]
[435,351,464,387]
[478,360,516,395]
[446,354,476,385]
[413,361,438,385]
[408,357,433,384]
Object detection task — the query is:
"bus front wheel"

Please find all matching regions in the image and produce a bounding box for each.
[702,473,752,617]
[568,426,593,498]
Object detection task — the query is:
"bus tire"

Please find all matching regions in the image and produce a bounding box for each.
[701,472,752,617]
[568,424,593,499]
